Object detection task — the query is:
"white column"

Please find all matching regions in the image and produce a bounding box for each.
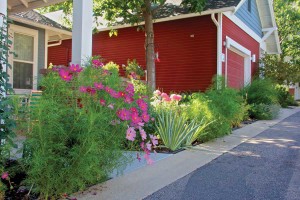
[71,0,93,65]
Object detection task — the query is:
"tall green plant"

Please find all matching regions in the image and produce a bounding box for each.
[22,62,131,198]
[155,110,201,151]
[240,78,280,119]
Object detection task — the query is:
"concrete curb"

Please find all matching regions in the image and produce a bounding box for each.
[75,107,300,200]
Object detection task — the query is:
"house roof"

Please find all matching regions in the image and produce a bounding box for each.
[11,10,70,32]
[155,0,241,19]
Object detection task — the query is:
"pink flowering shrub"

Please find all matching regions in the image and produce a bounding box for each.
[22,57,156,198]
[151,89,182,111]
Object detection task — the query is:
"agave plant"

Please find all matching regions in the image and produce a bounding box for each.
[155,110,202,151]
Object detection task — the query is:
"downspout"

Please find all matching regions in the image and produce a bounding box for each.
[211,13,223,87]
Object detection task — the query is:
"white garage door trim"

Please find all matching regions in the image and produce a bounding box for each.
[225,36,252,87]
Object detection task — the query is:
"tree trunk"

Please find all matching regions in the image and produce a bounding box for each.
[143,0,156,90]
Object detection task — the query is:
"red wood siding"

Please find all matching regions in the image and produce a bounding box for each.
[222,15,260,83]
[48,42,71,66]
[48,15,217,93]
[227,50,244,89]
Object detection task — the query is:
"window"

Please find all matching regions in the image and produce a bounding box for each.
[8,25,38,94]
[13,33,34,89]
[248,0,252,12]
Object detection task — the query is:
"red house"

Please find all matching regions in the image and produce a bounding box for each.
[47,0,281,93]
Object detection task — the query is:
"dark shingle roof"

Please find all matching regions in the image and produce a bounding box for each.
[155,0,241,19]
[205,0,241,10]
[12,10,70,32]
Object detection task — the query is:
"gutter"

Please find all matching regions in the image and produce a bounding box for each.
[211,13,224,82]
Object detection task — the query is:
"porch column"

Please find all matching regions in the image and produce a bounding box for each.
[71,0,93,65]
[0,0,7,97]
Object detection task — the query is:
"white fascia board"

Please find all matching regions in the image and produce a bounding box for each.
[226,36,251,56]
[9,15,72,37]
[234,0,247,13]
[97,6,236,32]
[268,0,281,54]
[223,11,262,43]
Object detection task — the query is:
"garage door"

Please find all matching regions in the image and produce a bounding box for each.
[227,50,244,89]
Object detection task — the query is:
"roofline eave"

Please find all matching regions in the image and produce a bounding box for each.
[10,15,72,37]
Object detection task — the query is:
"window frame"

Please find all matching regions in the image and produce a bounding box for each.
[8,24,38,94]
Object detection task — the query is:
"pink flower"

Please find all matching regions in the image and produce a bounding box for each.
[94,82,105,90]
[130,107,138,114]
[79,86,87,93]
[124,94,134,104]
[146,142,152,151]
[137,153,141,162]
[138,122,145,127]
[100,99,106,106]
[151,117,155,121]
[59,69,72,81]
[164,96,172,102]
[150,134,158,146]
[144,153,154,165]
[116,108,131,121]
[108,104,114,110]
[140,142,145,150]
[86,86,96,95]
[1,172,9,180]
[126,127,136,141]
[137,99,148,111]
[139,128,147,140]
[153,90,161,96]
[118,91,126,98]
[161,93,169,99]
[131,112,142,124]
[103,70,110,75]
[92,60,104,68]
[142,112,150,123]
[130,72,137,79]
[170,94,182,101]
[126,83,135,96]
[69,64,83,73]
[105,86,112,93]
[109,89,120,99]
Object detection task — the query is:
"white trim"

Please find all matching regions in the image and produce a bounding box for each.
[71,0,93,65]
[211,13,223,78]
[44,29,48,68]
[267,0,281,54]
[8,24,39,94]
[223,11,262,43]
[234,0,247,13]
[8,0,66,14]
[225,36,252,86]
[97,7,236,32]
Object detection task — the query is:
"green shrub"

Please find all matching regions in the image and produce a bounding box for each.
[21,61,133,199]
[241,78,280,119]
[185,87,248,142]
[276,85,297,107]
[241,78,278,105]
[249,103,280,120]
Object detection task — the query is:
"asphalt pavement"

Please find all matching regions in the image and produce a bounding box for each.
[144,111,300,200]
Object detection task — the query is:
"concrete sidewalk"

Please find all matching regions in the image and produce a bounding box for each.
[74,107,300,200]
